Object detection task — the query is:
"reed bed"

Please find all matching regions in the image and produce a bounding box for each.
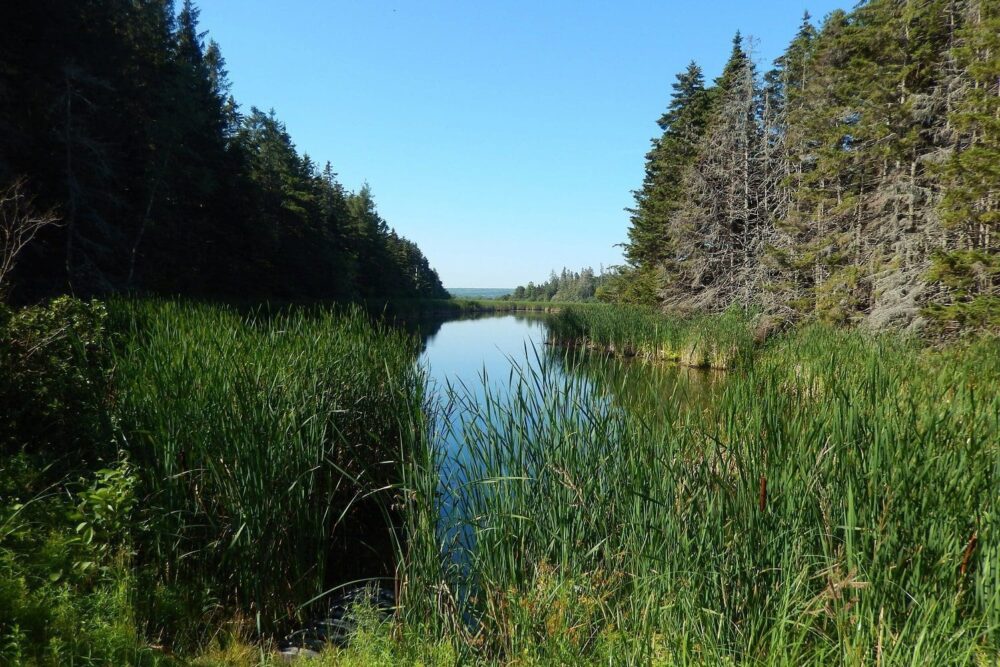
[407,326,1000,664]
[109,299,425,634]
[547,304,757,369]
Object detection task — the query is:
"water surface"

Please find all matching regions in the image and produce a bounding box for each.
[417,312,720,437]
[414,312,722,565]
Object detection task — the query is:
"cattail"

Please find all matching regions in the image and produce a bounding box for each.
[960,531,978,579]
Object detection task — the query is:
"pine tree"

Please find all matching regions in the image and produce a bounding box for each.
[780,1,954,325]
[608,2,995,332]
[669,33,764,311]
[0,0,448,302]
[625,62,711,268]
[765,12,819,314]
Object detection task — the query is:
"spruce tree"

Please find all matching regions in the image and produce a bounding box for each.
[928,0,1000,328]
[622,61,711,304]
[669,33,764,311]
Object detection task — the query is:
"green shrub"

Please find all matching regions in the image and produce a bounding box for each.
[0,458,153,666]
[0,296,114,470]
[0,297,151,664]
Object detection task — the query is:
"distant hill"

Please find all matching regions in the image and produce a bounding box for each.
[447,288,513,300]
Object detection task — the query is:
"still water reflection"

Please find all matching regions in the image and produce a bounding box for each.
[415,312,720,435]
[411,312,722,568]
[419,313,551,395]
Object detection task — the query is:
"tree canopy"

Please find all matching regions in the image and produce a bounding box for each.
[0,0,448,302]
[617,1,998,332]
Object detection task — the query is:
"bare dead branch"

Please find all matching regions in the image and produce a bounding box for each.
[0,178,61,299]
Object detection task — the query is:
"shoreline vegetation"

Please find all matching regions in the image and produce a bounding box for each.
[415,321,999,665]
[2,295,997,665]
[1,297,427,663]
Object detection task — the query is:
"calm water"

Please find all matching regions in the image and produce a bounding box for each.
[414,312,721,563]
[416,312,720,431]
[419,313,550,397]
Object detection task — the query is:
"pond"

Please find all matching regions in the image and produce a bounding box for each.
[411,312,723,566]
[416,311,722,434]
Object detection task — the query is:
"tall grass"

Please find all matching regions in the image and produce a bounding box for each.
[109,299,425,636]
[548,304,756,369]
[11,297,996,663]
[407,326,1000,664]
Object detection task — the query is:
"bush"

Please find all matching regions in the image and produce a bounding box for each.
[0,296,114,470]
[0,298,157,665]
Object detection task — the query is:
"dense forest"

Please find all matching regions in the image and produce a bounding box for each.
[612,1,998,332]
[0,1,448,302]
[503,266,614,302]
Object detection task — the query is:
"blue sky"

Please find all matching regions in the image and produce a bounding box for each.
[197,0,847,287]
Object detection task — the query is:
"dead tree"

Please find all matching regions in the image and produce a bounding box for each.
[0,179,60,300]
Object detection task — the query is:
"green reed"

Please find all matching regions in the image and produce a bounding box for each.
[406,324,999,664]
[548,304,756,368]
[109,299,425,631]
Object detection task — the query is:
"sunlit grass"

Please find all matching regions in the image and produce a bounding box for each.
[109,299,426,638]
[403,324,1000,664]
[547,304,756,369]
[10,297,996,664]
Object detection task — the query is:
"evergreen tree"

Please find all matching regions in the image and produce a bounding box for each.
[622,62,712,304]
[625,62,711,268]
[0,1,448,303]
[764,12,819,313]
[928,0,1000,329]
[504,267,612,302]
[667,33,764,311]
[612,3,996,333]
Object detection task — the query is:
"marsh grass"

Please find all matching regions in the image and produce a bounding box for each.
[109,299,426,639]
[8,297,996,664]
[405,325,1000,665]
[548,304,756,369]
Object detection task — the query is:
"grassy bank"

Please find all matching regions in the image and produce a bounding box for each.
[410,323,999,664]
[1,298,428,663]
[3,298,998,664]
[547,304,759,369]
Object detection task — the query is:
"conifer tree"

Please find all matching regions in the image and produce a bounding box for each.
[622,62,711,304]
[669,33,764,310]
[928,0,1000,328]
[608,2,996,332]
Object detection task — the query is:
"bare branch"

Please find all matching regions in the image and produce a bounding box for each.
[0,179,61,299]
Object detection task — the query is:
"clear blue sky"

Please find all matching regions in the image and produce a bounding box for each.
[197,0,847,288]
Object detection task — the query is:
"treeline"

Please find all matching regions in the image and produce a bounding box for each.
[615,1,998,332]
[503,266,614,302]
[0,1,447,302]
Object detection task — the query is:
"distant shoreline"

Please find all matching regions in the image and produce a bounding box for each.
[446,287,514,299]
